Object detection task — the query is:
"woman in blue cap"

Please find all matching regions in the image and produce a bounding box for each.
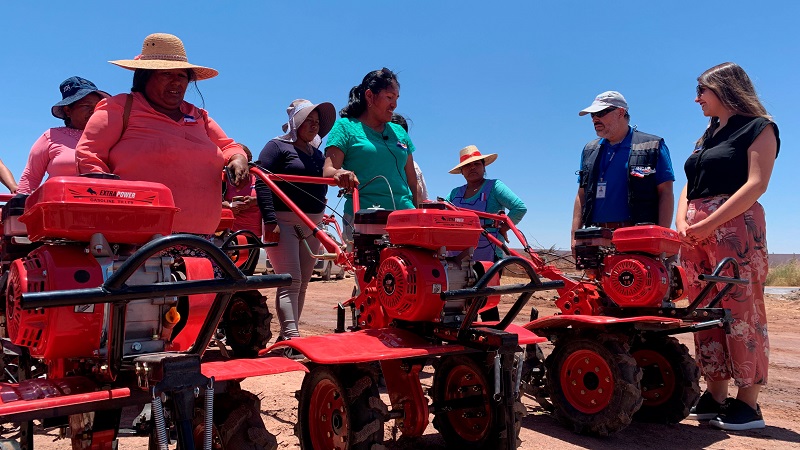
[17,76,108,194]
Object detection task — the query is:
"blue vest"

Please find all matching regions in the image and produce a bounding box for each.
[451,180,499,261]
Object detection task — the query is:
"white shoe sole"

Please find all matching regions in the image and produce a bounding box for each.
[688,412,718,421]
[709,418,765,431]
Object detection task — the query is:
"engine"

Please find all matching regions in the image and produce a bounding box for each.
[572,225,687,308]
[350,205,498,327]
[2,177,215,374]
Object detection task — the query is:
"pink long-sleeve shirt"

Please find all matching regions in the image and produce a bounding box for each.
[17,127,83,194]
[76,92,245,234]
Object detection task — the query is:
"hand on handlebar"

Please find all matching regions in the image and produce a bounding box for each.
[333,169,358,191]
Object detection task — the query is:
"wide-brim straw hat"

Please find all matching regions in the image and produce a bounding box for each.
[109,33,218,80]
[449,145,498,174]
[277,99,336,142]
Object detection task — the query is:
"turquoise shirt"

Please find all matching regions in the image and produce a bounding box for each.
[447,179,527,259]
[326,118,416,215]
[447,179,527,224]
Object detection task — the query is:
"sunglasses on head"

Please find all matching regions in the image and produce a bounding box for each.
[696,85,709,97]
[590,107,617,118]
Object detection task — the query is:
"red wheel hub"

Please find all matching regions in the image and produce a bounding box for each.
[442,364,491,442]
[633,349,675,407]
[560,349,615,414]
[308,378,349,449]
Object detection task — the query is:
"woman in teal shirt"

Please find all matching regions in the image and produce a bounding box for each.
[323,68,418,222]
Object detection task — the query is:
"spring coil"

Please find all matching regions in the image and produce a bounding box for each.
[152,390,169,450]
[204,377,215,450]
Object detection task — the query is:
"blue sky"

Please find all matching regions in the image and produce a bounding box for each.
[2,1,798,253]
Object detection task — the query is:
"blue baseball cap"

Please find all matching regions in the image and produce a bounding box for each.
[51,76,109,119]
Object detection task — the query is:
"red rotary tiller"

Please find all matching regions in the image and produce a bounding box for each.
[0,177,307,450]
[453,205,741,435]
[253,168,562,450]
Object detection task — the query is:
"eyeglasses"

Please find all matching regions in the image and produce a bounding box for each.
[590,107,617,119]
[696,85,709,97]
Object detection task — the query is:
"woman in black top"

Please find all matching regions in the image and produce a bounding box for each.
[255,99,336,342]
[678,62,779,431]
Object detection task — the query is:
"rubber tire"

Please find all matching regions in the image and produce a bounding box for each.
[631,336,700,423]
[432,355,523,449]
[296,364,385,450]
[335,265,346,280]
[546,334,642,436]
[223,291,272,358]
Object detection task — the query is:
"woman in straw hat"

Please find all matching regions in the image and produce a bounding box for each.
[76,33,248,235]
[323,68,418,230]
[448,145,526,321]
[254,98,336,344]
[447,145,527,262]
[17,76,108,194]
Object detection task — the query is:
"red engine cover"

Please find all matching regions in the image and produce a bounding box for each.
[601,254,669,307]
[19,176,178,244]
[611,225,681,256]
[385,209,482,250]
[376,248,449,322]
[6,246,105,360]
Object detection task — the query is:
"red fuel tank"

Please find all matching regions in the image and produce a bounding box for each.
[384,209,482,251]
[611,225,681,256]
[19,177,178,244]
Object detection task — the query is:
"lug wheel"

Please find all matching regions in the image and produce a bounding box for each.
[632,336,700,423]
[223,291,272,357]
[546,334,642,436]
[432,355,522,449]
[296,365,384,450]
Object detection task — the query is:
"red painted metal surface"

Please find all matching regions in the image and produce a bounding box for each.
[260,328,467,363]
[6,246,105,359]
[382,360,428,437]
[0,383,130,417]
[168,256,215,351]
[385,208,482,251]
[201,356,307,381]
[20,177,177,243]
[523,314,684,332]
[504,324,547,345]
[560,349,614,414]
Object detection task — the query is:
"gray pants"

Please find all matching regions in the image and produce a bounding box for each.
[266,211,323,339]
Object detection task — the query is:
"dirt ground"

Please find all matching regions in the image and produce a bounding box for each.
[14,277,800,449]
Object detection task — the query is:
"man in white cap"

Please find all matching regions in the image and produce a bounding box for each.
[571,91,675,247]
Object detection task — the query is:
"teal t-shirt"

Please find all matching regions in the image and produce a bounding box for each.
[325,118,416,215]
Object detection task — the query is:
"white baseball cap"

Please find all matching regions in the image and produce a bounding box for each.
[579,91,628,116]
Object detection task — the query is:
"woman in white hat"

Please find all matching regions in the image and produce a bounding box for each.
[17,76,108,194]
[76,33,248,235]
[447,145,527,262]
[254,99,336,343]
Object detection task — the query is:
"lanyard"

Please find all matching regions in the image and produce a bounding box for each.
[598,143,621,183]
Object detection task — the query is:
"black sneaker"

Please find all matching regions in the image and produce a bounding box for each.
[688,391,725,420]
[709,398,765,431]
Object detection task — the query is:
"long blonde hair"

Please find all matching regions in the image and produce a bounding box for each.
[696,62,771,146]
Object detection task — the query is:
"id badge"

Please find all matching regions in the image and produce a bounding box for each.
[596,182,607,199]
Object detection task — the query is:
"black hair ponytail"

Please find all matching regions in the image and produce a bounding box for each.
[339,68,400,119]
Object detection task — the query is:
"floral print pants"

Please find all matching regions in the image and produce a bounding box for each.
[680,196,769,387]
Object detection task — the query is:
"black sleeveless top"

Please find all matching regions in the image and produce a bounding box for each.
[684,115,780,200]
